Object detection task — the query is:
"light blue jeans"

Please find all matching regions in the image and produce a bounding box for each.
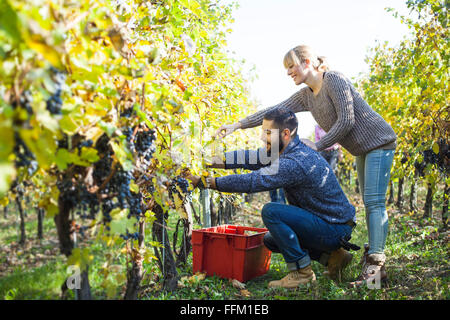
[355,148,395,255]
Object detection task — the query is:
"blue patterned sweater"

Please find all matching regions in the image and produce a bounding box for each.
[215,135,356,224]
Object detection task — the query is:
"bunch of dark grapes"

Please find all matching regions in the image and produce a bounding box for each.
[57,180,99,218]
[135,129,157,161]
[436,138,449,174]
[92,134,144,239]
[120,231,140,241]
[46,69,66,115]
[123,127,136,153]
[123,127,157,162]
[101,198,116,226]
[58,179,78,211]
[13,132,35,168]
[120,106,135,118]
[57,134,69,149]
[414,139,450,176]
[12,90,33,116]
[77,185,100,219]
[169,176,192,204]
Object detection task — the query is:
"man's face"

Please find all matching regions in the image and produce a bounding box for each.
[261,119,276,152]
[261,119,284,153]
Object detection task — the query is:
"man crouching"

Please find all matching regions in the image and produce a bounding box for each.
[186,108,356,288]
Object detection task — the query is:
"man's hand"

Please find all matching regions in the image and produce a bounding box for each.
[300,138,318,151]
[185,172,201,188]
[185,172,217,190]
[213,122,242,139]
[206,155,226,169]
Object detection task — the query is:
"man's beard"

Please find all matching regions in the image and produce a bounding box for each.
[267,132,283,157]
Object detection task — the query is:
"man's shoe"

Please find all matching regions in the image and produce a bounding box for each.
[349,253,387,288]
[268,265,316,289]
[323,248,353,281]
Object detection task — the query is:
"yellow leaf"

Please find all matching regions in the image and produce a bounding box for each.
[84,127,105,144]
[432,142,439,155]
[0,197,9,206]
[130,180,139,193]
[24,33,64,70]
[173,193,187,219]
[240,289,251,297]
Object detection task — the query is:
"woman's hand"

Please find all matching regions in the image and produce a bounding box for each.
[300,138,318,151]
[214,122,242,139]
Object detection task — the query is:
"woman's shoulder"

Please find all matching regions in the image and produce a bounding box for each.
[323,70,356,93]
[323,70,349,83]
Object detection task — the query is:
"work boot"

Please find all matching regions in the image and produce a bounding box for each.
[323,248,353,281]
[268,265,316,289]
[359,243,370,266]
[349,252,387,288]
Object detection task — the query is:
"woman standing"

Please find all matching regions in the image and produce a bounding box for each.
[214,45,396,286]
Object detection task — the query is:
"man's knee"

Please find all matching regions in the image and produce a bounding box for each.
[261,202,279,222]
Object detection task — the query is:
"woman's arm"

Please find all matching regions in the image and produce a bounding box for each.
[214,87,309,138]
[239,87,309,129]
[315,73,355,151]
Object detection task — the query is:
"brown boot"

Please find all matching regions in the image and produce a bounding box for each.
[323,248,353,281]
[268,265,316,289]
[349,253,387,288]
[359,243,370,266]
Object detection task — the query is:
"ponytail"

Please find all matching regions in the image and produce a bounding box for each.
[283,45,331,72]
[317,56,330,72]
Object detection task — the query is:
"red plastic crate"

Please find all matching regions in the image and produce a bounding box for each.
[191,225,272,282]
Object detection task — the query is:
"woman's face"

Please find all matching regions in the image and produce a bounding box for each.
[286,62,309,85]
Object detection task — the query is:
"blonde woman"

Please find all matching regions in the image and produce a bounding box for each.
[214,45,396,287]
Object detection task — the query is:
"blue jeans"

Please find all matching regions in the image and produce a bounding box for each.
[261,202,353,271]
[269,188,286,204]
[355,148,395,255]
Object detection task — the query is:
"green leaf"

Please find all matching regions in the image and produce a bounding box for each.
[109,208,137,235]
[55,148,72,170]
[80,147,100,163]
[67,248,94,272]
[0,162,15,197]
[59,116,80,135]
[110,141,133,171]
[179,0,203,18]
[20,128,57,170]
[0,0,22,42]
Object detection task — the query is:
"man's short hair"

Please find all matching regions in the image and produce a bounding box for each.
[263,107,298,134]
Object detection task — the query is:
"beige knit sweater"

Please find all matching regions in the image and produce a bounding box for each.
[239,71,397,156]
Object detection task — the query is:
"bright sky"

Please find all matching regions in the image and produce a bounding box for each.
[224,0,412,138]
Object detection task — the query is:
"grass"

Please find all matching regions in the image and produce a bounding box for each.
[0,181,448,300]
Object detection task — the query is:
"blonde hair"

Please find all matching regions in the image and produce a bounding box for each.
[283,45,330,72]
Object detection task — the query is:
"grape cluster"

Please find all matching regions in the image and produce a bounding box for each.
[120,231,140,241]
[58,127,155,240]
[169,176,192,203]
[120,106,135,118]
[46,69,66,115]
[414,139,449,176]
[12,90,33,116]
[124,126,157,162]
[57,179,99,218]
[13,132,35,168]
[79,139,94,149]
[91,134,145,239]
[135,129,157,161]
